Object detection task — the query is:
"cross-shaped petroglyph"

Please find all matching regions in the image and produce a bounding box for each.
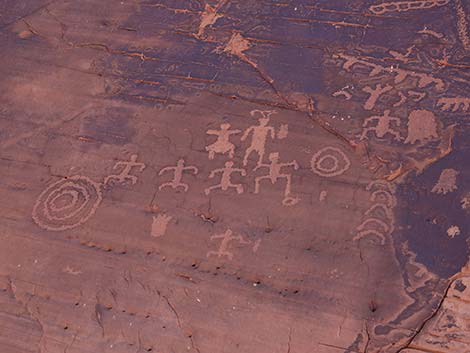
[404,109,439,144]
[206,123,241,160]
[242,110,277,166]
[432,169,459,194]
[151,214,173,238]
[362,84,393,110]
[254,152,299,206]
[205,161,246,195]
[207,229,250,260]
[158,159,199,192]
[369,0,450,15]
[360,110,402,141]
[104,154,146,185]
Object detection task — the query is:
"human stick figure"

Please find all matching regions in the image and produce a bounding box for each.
[206,229,250,260]
[241,116,276,166]
[158,159,198,192]
[205,123,241,160]
[205,161,246,195]
[254,152,299,205]
[104,154,146,185]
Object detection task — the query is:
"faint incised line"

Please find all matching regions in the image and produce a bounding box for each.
[369,0,450,15]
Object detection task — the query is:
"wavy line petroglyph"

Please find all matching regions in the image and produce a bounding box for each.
[431,168,459,194]
[205,161,246,195]
[310,146,351,177]
[254,152,299,206]
[437,97,470,112]
[32,176,103,231]
[158,159,199,192]
[369,0,450,15]
[205,123,241,160]
[207,229,250,260]
[104,154,146,185]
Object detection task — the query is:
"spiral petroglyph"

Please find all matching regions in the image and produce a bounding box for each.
[311,146,351,177]
[32,176,103,231]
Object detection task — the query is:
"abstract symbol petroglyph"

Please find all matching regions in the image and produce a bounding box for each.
[277,124,289,139]
[205,161,246,195]
[242,111,276,166]
[393,90,426,107]
[360,110,402,141]
[151,214,173,238]
[205,123,241,160]
[369,0,450,15]
[104,154,146,185]
[418,27,445,38]
[333,88,352,100]
[197,4,223,38]
[437,97,470,112]
[32,176,103,231]
[207,229,250,260]
[431,169,459,194]
[311,146,351,177]
[404,109,439,144]
[254,152,299,206]
[362,84,393,110]
[447,225,461,238]
[354,181,396,245]
[456,0,470,51]
[337,53,445,91]
[158,159,199,192]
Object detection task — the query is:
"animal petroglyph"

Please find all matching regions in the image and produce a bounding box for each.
[151,214,173,238]
[206,123,241,160]
[404,109,439,144]
[254,152,299,206]
[360,110,402,141]
[242,112,276,166]
[205,161,246,195]
[311,146,351,177]
[337,53,445,91]
[158,159,199,192]
[32,176,103,231]
[369,0,450,15]
[362,84,393,110]
[437,97,470,112]
[354,181,396,245]
[207,229,250,260]
[431,168,459,194]
[104,154,146,185]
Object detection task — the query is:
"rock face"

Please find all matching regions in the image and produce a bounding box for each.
[0,1,469,353]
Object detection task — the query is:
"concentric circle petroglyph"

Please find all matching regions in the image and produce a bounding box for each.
[32,176,103,231]
[311,146,351,177]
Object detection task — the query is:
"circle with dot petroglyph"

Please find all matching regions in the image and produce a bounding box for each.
[311,147,351,177]
[32,176,103,231]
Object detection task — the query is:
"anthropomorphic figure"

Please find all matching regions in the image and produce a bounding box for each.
[205,123,241,160]
[158,159,198,191]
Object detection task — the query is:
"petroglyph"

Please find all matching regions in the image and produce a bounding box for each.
[277,124,289,139]
[431,168,459,194]
[206,123,241,160]
[254,152,299,206]
[408,90,426,102]
[337,53,445,91]
[393,92,406,107]
[447,225,461,238]
[461,193,470,210]
[319,190,328,202]
[332,88,352,100]
[360,110,402,141]
[389,46,416,63]
[252,239,262,253]
[437,97,470,112]
[242,111,276,166]
[205,161,246,195]
[207,229,250,260]
[354,181,396,245]
[404,109,439,144]
[362,84,393,110]
[456,0,470,51]
[151,214,173,238]
[158,159,199,192]
[311,146,351,177]
[32,176,103,231]
[104,154,146,185]
[369,0,450,15]
[418,27,445,38]
[197,4,223,38]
